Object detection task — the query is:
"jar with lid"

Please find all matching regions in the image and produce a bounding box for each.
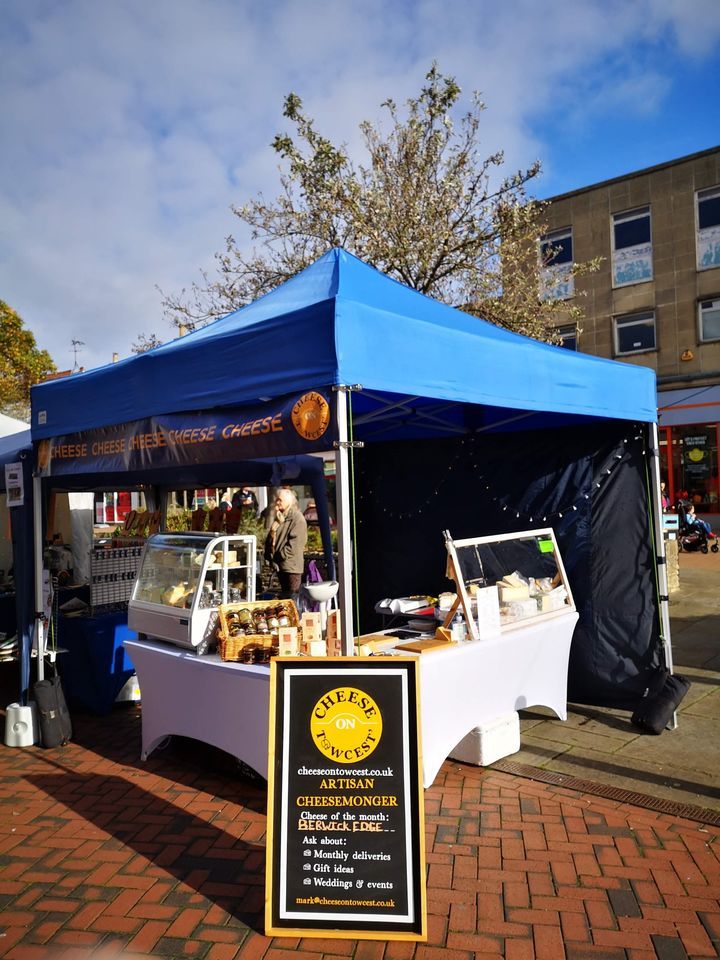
[450,613,467,643]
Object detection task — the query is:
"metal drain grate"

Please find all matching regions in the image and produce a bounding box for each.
[490,758,720,826]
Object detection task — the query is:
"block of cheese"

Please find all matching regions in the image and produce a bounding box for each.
[214,550,237,564]
[503,598,538,619]
[309,639,328,657]
[497,583,530,602]
[162,584,188,606]
[537,592,567,612]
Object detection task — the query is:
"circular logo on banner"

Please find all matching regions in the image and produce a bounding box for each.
[37,440,51,472]
[687,447,705,463]
[291,392,331,442]
[310,686,383,763]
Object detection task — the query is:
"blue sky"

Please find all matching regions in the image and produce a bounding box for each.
[1,0,719,373]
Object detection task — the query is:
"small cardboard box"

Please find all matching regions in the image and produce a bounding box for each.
[278,627,299,656]
[326,609,342,655]
[326,608,340,639]
[301,611,322,645]
[309,639,327,657]
[327,634,342,656]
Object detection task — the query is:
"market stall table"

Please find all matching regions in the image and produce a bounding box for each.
[126,608,577,786]
[414,611,578,785]
[124,638,270,776]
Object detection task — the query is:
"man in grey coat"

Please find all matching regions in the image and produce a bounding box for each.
[264,488,307,604]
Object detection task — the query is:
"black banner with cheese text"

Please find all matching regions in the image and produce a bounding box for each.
[36,391,336,476]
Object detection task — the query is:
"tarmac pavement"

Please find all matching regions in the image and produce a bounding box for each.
[0,550,719,959]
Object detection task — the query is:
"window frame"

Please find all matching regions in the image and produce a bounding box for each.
[613,309,657,356]
[696,185,720,271]
[539,226,574,301]
[698,296,720,344]
[554,323,579,350]
[611,205,653,288]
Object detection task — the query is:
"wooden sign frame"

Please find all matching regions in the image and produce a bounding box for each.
[265,657,427,941]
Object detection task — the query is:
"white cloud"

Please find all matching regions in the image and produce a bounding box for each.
[0,0,718,370]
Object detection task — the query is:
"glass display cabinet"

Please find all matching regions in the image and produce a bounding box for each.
[443,528,575,641]
[128,533,256,653]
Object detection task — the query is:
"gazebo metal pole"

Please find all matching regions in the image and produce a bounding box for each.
[334,387,355,655]
[648,421,676,727]
[32,474,45,684]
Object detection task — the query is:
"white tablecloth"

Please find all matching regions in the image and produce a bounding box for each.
[125,609,577,787]
[416,611,578,786]
[124,639,271,777]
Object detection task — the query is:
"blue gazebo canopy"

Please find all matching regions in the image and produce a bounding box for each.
[32,248,656,440]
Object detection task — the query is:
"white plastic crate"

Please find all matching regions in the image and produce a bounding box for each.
[449,710,520,767]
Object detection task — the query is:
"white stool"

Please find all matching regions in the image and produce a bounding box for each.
[4,702,38,747]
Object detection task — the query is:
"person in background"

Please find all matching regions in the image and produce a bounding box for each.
[660,481,670,511]
[232,486,259,514]
[264,488,307,604]
[220,492,233,512]
[686,503,714,537]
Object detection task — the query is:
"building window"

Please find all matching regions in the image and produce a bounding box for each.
[539,228,574,300]
[612,206,652,286]
[614,310,656,355]
[697,186,720,270]
[699,297,720,342]
[555,323,578,350]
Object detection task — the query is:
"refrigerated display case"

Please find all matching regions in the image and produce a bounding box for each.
[128,533,256,653]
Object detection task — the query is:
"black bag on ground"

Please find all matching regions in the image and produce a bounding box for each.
[631,671,691,735]
[34,670,72,747]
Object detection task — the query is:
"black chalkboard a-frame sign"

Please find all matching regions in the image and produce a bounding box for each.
[265,657,427,941]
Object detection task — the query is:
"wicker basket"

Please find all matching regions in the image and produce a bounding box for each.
[217,598,300,662]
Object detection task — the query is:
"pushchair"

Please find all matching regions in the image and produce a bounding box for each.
[675,501,719,553]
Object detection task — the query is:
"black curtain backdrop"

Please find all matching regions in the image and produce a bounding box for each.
[353,422,662,711]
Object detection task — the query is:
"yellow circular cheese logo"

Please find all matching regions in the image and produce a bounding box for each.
[291,392,331,442]
[688,447,704,463]
[310,686,383,763]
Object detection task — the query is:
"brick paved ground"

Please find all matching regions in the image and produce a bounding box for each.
[1,704,720,960]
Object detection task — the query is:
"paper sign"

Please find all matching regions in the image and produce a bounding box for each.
[4,462,24,507]
[476,585,501,640]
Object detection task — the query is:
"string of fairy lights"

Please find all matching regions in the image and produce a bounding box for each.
[356,428,647,524]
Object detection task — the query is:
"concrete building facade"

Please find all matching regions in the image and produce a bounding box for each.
[543,146,720,513]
